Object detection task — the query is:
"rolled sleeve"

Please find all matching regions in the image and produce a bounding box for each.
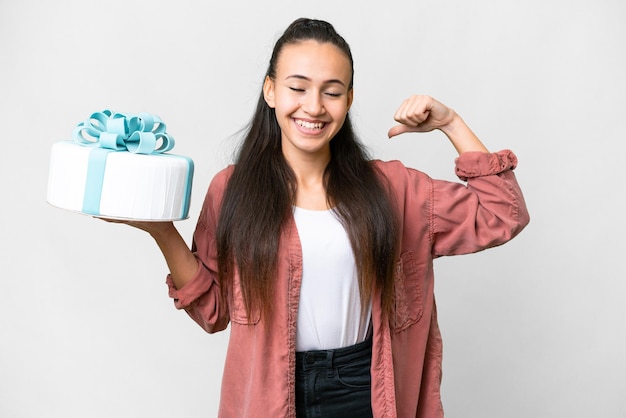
[455,149,518,181]
[165,260,212,309]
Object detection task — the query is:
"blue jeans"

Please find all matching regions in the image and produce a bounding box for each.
[295,337,373,418]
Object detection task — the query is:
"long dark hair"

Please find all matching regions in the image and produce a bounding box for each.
[216,18,399,322]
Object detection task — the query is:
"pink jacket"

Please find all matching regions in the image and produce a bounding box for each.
[167,150,530,418]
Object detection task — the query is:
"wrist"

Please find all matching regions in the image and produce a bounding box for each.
[439,113,489,154]
[438,111,463,137]
[148,222,178,242]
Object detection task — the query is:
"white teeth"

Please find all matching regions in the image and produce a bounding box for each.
[296,119,325,130]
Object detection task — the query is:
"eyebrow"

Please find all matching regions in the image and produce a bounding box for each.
[285,74,346,87]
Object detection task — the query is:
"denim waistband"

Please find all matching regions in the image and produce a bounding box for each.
[295,337,372,371]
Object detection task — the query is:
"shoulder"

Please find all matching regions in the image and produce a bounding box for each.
[370,160,434,234]
[369,160,435,213]
[207,165,235,195]
[370,159,431,186]
[211,165,236,184]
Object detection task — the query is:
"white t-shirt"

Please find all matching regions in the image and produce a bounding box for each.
[293,207,372,352]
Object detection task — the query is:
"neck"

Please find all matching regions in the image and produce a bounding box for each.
[283,150,330,211]
[282,144,329,184]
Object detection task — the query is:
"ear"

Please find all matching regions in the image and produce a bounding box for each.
[263,76,276,108]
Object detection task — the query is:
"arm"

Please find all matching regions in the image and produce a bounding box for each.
[106,220,198,290]
[103,168,235,333]
[387,95,529,255]
[113,218,228,333]
[430,151,529,256]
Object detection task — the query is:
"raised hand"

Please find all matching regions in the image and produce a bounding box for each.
[387,95,456,138]
[387,95,489,154]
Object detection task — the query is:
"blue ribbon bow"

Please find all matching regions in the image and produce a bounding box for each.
[73,110,174,154]
[71,110,182,216]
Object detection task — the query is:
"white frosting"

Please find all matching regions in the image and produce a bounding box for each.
[47,141,193,221]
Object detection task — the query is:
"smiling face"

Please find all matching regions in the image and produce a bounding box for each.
[263,40,354,165]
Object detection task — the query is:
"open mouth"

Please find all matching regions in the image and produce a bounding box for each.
[294,119,327,131]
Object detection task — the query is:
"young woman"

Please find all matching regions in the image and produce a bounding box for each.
[120,18,529,418]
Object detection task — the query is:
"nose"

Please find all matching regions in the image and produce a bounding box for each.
[301,92,324,116]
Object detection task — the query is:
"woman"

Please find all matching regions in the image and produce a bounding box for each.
[122,18,529,418]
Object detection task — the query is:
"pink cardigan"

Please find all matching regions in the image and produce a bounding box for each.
[167,150,530,417]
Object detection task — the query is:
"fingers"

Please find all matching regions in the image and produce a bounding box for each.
[388,95,435,138]
[389,95,455,138]
[96,216,175,236]
[393,95,434,128]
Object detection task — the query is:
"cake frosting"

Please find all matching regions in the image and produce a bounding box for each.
[47,110,194,221]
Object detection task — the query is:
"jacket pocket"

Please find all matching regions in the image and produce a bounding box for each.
[392,251,423,332]
[229,273,261,325]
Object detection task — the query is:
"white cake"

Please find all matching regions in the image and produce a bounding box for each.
[47,111,194,221]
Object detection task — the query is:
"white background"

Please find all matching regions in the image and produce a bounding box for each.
[1,0,625,417]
